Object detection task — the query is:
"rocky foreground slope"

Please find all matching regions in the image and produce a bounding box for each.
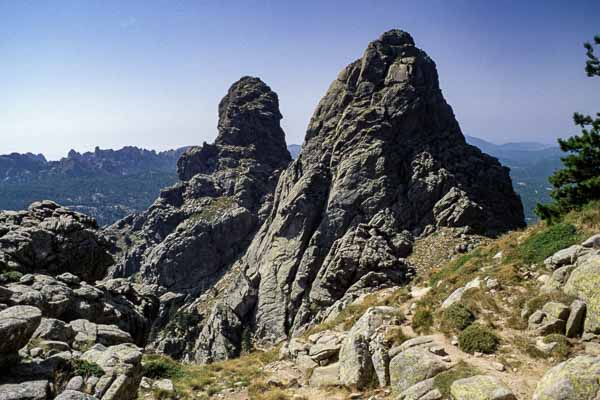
[0,201,159,399]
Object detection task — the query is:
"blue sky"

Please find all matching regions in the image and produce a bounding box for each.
[0,0,598,159]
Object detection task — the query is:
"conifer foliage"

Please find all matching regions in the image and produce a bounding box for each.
[536,35,600,220]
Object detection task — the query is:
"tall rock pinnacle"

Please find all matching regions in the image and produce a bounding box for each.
[177,77,291,181]
[191,29,525,362]
[108,76,291,295]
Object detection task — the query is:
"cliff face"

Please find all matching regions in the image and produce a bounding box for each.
[108,77,291,294]
[191,30,525,362]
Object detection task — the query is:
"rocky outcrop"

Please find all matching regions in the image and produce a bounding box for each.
[0,201,113,283]
[107,76,291,295]
[192,29,524,362]
[1,274,157,345]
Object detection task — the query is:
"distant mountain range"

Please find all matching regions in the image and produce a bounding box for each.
[287,137,563,223]
[0,136,562,226]
[0,146,188,225]
[463,136,563,223]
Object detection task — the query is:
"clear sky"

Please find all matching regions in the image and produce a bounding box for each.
[1,0,598,159]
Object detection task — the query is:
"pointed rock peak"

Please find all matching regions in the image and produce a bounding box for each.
[217,76,288,157]
[178,76,290,181]
[377,29,415,46]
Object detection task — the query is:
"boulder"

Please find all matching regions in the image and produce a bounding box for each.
[533,355,600,399]
[544,245,588,269]
[339,306,401,388]
[0,380,49,400]
[0,305,42,357]
[69,319,133,350]
[582,233,600,249]
[566,300,586,338]
[32,318,74,342]
[397,378,442,400]
[308,362,340,387]
[450,375,516,400]
[81,343,143,400]
[564,254,600,333]
[389,344,450,392]
[54,391,98,400]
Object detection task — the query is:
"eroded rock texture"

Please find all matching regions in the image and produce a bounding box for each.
[107,76,291,293]
[192,29,524,362]
[0,200,113,283]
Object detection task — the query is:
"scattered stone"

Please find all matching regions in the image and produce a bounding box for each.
[66,376,85,391]
[152,379,174,393]
[491,362,505,372]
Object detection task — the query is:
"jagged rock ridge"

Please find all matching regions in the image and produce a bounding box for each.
[108,76,291,296]
[192,29,525,362]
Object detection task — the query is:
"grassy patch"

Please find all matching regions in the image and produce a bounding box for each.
[507,222,581,265]
[458,323,499,354]
[142,355,184,379]
[433,360,480,398]
[0,270,23,283]
[70,359,104,378]
[248,381,294,400]
[439,303,475,334]
[189,196,237,223]
[543,334,570,360]
[143,349,279,399]
[511,335,548,359]
[523,292,575,319]
[412,306,433,334]
[383,326,410,346]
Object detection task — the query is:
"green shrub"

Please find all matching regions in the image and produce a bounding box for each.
[143,355,183,379]
[458,324,499,354]
[412,307,434,334]
[1,270,23,283]
[510,223,581,265]
[71,359,104,378]
[440,303,475,333]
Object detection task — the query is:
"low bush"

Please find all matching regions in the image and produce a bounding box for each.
[412,307,434,334]
[142,355,183,379]
[543,334,570,360]
[458,323,499,354]
[70,359,104,378]
[440,303,475,333]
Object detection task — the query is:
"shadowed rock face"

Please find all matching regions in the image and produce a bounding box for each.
[191,29,524,362]
[107,77,291,294]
